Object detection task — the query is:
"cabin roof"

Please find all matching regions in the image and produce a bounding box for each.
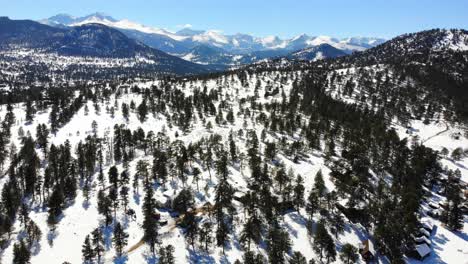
[416,243,431,258]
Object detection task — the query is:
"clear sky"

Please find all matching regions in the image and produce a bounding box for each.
[1,0,467,38]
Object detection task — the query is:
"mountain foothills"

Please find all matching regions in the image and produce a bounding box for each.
[0,16,211,77]
[0,13,467,264]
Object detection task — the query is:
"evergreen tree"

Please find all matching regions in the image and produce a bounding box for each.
[13,240,30,264]
[159,245,175,264]
[199,222,213,252]
[313,221,335,263]
[25,100,35,123]
[137,100,148,123]
[216,219,230,253]
[97,190,113,226]
[239,215,262,251]
[113,222,129,257]
[289,251,307,264]
[108,166,119,189]
[266,224,291,264]
[172,189,194,214]
[339,243,358,264]
[142,185,158,255]
[242,250,265,264]
[91,228,105,263]
[47,186,64,226]
[229,132,237,162]
[184,212,198,249]
[122,103,129,121]
[25,220,42,248]
[292,175,305,211]
[82,235,95,263]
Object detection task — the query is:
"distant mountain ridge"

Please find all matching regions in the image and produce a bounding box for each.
[39,13,386,65]
[288,44,347,61]
[0,17,211,75]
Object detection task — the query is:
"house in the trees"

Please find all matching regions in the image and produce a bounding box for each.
[420,221,435,234]
[359,239,376,262]
[407,243,431,260]
[413,235,432,247]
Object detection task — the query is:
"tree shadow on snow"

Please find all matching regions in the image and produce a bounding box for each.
[114,255,128,264]
[82,199,91,210]
[30,240,42,256]
[432,232,449,250]
[103,225,114,250]
[288,211,307,226]
[47,228,58,247]
[133,192,141,205]
[188,249,216,263]
[219,254,231,264]
[143,251,158,264]
[195,191,206,202]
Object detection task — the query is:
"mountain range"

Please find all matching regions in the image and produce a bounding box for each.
[39,13,386,65]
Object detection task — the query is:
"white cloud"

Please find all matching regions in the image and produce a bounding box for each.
[177,23,193,29]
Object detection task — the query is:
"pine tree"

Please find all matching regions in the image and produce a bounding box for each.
[192,167,201,191]
[47,186,63,226]
[239,215,262,251]
[142,185,158,255]
[91,228,105,263]
[159,245,175,264]
[137,100,148,123]
[113,222,129,257]
[313,221,335,263]
[13,240,30,264]
[25,219,42,248]
[199,222,213,252]
[339,243,358,264]
[82,235,95,263]
[242,250,265,264]
[228,132,237,163]
[172,189,194,214]
[275,166,288,192]
[226,109,235,124]
[292,175,305,211]
[122,103,129,121]
[216,219,230,253]
[25,100,35,123]
[266,224,291,264]
[442,174,464,230]
[97,190,113,226]
[108,166,119,189]
[313,170,326,197]
[289,251,307,264]
[184,213,198,249]
[120,185,130,212]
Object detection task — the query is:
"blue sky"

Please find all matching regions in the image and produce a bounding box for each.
[1,0,467,38]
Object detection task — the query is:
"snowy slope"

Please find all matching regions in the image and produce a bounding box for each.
[0,74,368,263]
[1,69,466,263]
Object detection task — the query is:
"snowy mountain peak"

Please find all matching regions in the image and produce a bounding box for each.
[82,12,117,22]
[290,33,310,42]
[176,28,205,36]
[191,30,230,48]
[38,12,388,64]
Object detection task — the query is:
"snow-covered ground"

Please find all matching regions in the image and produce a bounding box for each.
[0,72,466,264]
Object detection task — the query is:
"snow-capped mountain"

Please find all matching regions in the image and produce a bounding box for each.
[40,13,386,65]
